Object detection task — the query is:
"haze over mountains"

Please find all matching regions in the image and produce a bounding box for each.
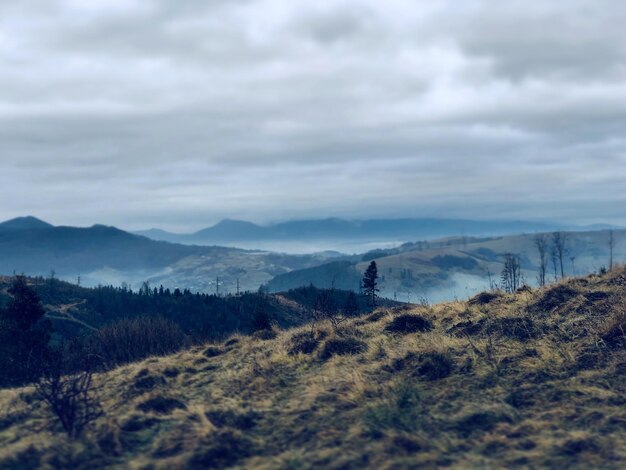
[0,216,335,294]
[135,217,569,253]
[0,215,622,303]
[268,230,625,302]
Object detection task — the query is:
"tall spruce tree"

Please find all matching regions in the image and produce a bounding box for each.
[362,261,379,307]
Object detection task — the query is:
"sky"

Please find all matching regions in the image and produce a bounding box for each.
[1,0,626,231]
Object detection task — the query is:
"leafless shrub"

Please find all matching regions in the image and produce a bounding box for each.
[32,352,104,439]
[312,290,347,332]
[501,253,522,293]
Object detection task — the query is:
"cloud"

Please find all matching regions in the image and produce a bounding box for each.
[1,0,625,230]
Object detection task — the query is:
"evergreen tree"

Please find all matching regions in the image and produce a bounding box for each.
[362,261,379,307]
[0,276,51,386]
[252,305,272,331]
[344,291,359,316]
[5,276,47,330]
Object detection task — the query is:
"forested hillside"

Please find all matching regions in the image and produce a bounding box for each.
[0,276,385,343]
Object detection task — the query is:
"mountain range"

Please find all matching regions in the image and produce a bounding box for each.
[134,217,567,245]
[1,216,622,302]
[0,216,335,293]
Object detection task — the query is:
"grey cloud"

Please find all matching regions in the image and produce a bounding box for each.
[450,2,626,80]
[1,0,625,230]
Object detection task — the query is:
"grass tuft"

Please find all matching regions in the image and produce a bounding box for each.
[319,336,368,361]
[384,314,433,334]
[137,395,186,414]
[363,380,422,436]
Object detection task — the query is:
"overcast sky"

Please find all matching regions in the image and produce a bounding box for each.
[1,0,625,231]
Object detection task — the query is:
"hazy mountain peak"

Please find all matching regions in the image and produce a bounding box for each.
[90,224,125,231]
[0,216,53,230]
[193,219,264,238]
[213,218,260,228]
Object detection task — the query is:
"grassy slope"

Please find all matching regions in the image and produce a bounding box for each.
[1,270,625,469]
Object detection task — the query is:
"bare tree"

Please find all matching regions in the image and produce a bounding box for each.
[608,230,615,271]
[501,253,521,293]
[551,232,568,278]
[487,270,497,291]
[550,244,559,281]
[534,234,549,287]
[33,351,104,439]
[313,289,346,331]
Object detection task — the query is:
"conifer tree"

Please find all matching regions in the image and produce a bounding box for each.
[344,291,359,316]
[362,261,379,307]
[0,276,51,386]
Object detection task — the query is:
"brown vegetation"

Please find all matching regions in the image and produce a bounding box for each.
[1,269,626,468]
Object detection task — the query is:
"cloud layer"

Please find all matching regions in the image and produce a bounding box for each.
[1,0,625,230]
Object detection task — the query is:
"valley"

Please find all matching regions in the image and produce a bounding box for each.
[1,217,623,303]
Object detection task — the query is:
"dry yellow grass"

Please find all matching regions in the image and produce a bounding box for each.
[1,269,625,469]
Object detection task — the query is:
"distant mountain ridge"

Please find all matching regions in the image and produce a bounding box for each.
[135,217,562,245]
[0,217,339,294]
[1,215,621,299]
[0,216,53,231]
[0,222,217,275]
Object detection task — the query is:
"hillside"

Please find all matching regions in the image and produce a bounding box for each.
[1,269,624,468]
[268,229,626,302]
[0,276,384,345]
[0,220,336,294]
